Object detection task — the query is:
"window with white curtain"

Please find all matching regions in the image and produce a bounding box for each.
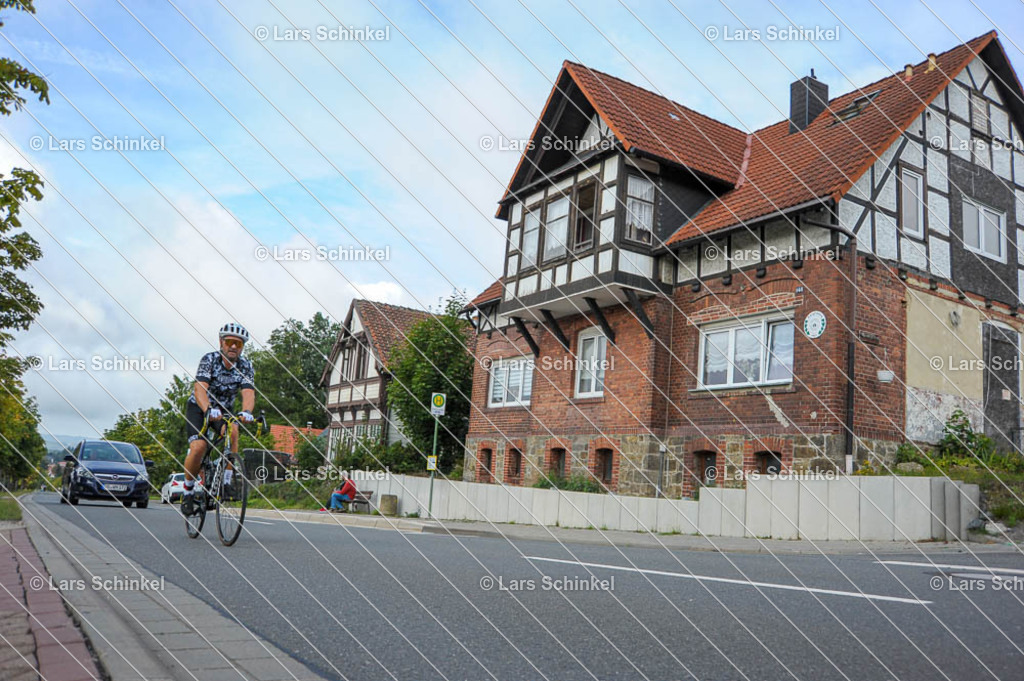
[522,209,540,268]
[699,317,794,389]
[625,175,654,245]
[487,356,534,407]
[543,196,570,262]
[575,328,608,397]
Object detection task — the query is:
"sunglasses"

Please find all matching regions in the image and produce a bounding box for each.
[222,338,244,349]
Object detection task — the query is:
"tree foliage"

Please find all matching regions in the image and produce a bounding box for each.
[249,312,339,429]
[385,295,473,472]
[0,0,47,486]
[0,360,44,487]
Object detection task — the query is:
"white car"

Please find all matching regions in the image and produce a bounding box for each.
[160,473,186,503]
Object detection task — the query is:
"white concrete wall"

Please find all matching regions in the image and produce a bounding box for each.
[346,473,979,542]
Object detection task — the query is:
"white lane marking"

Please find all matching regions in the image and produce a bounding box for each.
[878,560,1024,576]
[526,556,931,605]
[247,520,274,525]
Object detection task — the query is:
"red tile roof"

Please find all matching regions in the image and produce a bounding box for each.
[467,280,502,309]
[666,31,998,245]
[563,61,749,186]
[499,62,748,207]
[268,424,324,456]
[352,300,432,368]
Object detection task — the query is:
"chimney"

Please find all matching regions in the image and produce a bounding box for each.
[789,69,829,133]
[903,63,913,81]
[927,53,937,72]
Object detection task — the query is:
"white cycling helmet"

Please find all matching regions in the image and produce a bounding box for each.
[218,322,249,343]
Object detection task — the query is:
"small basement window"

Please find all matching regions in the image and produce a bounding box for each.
[755,451,783,475]
[594,448,614,484]
[506,448,523,485]
[550,448,567,478]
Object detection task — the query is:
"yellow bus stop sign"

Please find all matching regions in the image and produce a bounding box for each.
[431,392,446,416]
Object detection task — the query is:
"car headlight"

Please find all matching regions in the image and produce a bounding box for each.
[75,468,95,481]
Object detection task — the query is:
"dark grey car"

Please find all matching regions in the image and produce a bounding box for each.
[60,440,155,508]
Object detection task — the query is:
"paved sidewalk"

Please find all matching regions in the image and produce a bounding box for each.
[243,505,428,531]
[427,518,1021,555]
[21,496,329,681]
[1,521,103,681]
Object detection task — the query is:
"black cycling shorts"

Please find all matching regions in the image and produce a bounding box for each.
[185,400,207,444]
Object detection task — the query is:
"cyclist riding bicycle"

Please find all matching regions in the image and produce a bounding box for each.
[182,322,256,517]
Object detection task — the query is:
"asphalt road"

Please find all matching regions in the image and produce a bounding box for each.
[33,492,1024,681]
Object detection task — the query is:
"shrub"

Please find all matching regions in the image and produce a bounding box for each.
[989,501,1023,527]
[895,442,928,466]
[531,473,605,494]
[936,409,996,466]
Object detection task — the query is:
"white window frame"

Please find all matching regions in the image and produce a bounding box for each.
[574,327,608,398]
[899,167,925,239]
[962,197,1006,263]
[521,208,541,269]
[542,195,570,263]
[697,315,795,390]
[624,175,655,245]
[487,355,534,408]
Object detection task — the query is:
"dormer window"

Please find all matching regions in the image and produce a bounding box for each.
[831,90,880,123]
[625,175,654,245]
[543,196,570,262]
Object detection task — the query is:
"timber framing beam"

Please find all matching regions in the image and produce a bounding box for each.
[511,316,541,357]
[584,297,616,344]
[540,309,570,350]
[623,288,655,340]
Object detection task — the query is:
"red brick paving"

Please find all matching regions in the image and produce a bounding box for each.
[0,527,103,681]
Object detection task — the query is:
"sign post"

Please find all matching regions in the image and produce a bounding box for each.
[428,393,446,518]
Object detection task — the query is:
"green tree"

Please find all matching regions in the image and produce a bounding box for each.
[250,312,339,428]
[103,408,176,489]
[0,360,44,487]
[385,294,473,471]
[0,0,48,486]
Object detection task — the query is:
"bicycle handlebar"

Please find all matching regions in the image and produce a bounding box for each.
[200,409,267,440]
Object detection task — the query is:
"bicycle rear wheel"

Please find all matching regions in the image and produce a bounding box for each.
[216,454,248,546]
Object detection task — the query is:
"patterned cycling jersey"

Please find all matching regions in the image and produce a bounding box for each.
[188,351,255,412]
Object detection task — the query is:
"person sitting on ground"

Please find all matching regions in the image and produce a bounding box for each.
[329,476,358,513]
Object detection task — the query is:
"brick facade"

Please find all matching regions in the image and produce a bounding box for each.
[465,252,908,498]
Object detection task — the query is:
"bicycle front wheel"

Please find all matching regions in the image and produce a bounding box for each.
[216,454,248,546]
[185,494,206,539]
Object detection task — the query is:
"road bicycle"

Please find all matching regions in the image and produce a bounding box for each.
[184,410,266,546]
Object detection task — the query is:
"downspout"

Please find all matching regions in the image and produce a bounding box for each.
[845,231,857,475]
[659,281,677,498]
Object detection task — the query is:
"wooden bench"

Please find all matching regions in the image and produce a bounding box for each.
[346,491,373,514]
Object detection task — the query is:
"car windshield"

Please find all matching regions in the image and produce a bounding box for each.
[80,442,143,464]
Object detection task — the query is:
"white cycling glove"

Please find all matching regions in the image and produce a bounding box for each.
[207,407,222,421]
[239,411,254,424]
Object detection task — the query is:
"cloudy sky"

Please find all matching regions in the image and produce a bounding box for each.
[0,0,1020,437]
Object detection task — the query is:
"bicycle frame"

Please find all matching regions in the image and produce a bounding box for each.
[185,410,266,545]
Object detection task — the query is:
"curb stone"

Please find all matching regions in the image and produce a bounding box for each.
[22,494,330,681]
